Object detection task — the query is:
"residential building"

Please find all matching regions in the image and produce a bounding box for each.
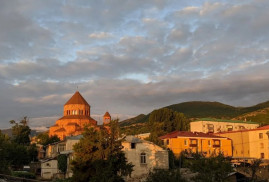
[41,135,83,179]
[122,136,169,180]
[160,131,232,157]
[190,118,259,133]
[215,125,269,160]
[49,91,111,140]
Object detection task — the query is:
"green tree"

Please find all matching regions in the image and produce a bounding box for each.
[10,116,31,145]
[0,131,11,174]
[71,120,133,182]
[189,154,233,182]
[145,169,186,182]
[58,154,68,175]
[148,108,189,144]
[36,132,60,146]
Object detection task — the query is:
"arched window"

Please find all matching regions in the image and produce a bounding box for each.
[140,153,146,164]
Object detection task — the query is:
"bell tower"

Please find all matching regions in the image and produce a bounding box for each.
[103,111,111,125]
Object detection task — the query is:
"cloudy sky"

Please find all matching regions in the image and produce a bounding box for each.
[1,0,269,129]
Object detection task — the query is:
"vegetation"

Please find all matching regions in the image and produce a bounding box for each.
[12,171,36,179]
[145,169,186,182]
[0,117,38,174]
[36,132,60,145]
[58,154,68,174]
[71,119,133,182]
[234,107,269,126]
[120,100,269,130]
[148,108,189,145]
[186,153,233,182]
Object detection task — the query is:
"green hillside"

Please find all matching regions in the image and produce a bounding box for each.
[119,114,149,127]
[120,100,269,127]
[233,107,269,126]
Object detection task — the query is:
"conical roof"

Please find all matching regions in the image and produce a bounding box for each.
[64,91,90,106]
[104,111,111,117]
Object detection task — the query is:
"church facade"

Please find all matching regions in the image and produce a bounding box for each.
[49,91,111,140]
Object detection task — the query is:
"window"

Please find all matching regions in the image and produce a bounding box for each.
[259,133,263,139]
[184,140,188,146]
[166,139,169,145]
[226,125,233,131]
[46,163,51,167]
[239,126,245,130]
[213,140,220,147]
[208,140,211,146]
[58,144,66,152]
[260,143,264,149]
[140,153,146,164]
[131,143,136,149]
[261,153,265,159]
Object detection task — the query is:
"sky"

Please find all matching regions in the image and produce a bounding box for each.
[1,0,269,129]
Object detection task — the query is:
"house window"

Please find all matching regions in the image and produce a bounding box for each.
[140,153,146,164]
[131,143,136,149]
[46,163,51,167]
[259,133,263,139]
[239,126,245,130]
[166,139,169,145]
[184,140,188,146]
[208,140,211,146]
[58,144,66,152]
[261,153,265,159]
[227,125,233,131]
[260,143,264,149]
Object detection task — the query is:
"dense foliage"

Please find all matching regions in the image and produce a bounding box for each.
[186,153,233,182]
[0,117,38,173]
[58,154,68,174]
[145,169,186,182]
[71,120,133,182]
[148,108,190,145]
[36,132,60,146]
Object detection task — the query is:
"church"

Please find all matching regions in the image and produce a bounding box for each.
[49,91,111,140]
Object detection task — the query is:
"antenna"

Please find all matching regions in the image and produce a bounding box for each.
[77,86,79,91]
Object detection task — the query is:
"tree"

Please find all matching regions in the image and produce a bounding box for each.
[36,132,60,146]
[145,169,186,182]
[71,120,133,182]
[58,154,68,176]
[148,108,190,144]
[10,116,31,145]
[248,159,262,182]
[0,131,10,174]
[188,153,233,182]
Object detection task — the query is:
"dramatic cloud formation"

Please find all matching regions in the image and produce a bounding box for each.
[1,0,269,128]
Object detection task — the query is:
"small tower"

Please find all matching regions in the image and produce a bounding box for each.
[103,111,111,125]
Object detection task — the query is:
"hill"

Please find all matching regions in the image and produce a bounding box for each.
[119,114,149,127]
[233,107,269,126]
[120,100,269,127]
[0,128,39,137]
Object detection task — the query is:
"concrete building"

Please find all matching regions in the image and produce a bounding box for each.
[41,135,83,179]
[190,118,259,134]
[122,136,169,180]
[49,91,111,140]
[215,125,269,160]
[160,131,232,157]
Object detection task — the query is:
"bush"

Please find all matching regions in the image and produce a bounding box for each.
[145,169,186,182]
[12,171,36,179]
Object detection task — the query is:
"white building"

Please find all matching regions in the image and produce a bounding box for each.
[41,135,82,179]
[122,136,169,181]
[190,118,259,133]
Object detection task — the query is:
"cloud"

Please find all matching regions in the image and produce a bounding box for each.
[1,0,269,128]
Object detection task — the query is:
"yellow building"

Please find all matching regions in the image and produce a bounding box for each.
[216,125,269,159]
[190,118,259,133]
[160,131,232,157]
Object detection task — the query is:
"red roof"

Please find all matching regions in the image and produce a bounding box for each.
[159,131,227,140]
[104,111,111,117]
[65,91,90,106]
[217,125,269,134]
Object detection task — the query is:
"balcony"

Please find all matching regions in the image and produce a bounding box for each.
[213,144,220,148]
[189,144,198,147]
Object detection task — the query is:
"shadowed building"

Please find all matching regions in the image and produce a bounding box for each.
[49,91,110,140]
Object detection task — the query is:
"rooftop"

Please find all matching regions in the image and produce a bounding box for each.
[65,91,90,106]
[159,131,228,140]
[193,118,258,124]
[104,111,111,117]
[217,125,269,134]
